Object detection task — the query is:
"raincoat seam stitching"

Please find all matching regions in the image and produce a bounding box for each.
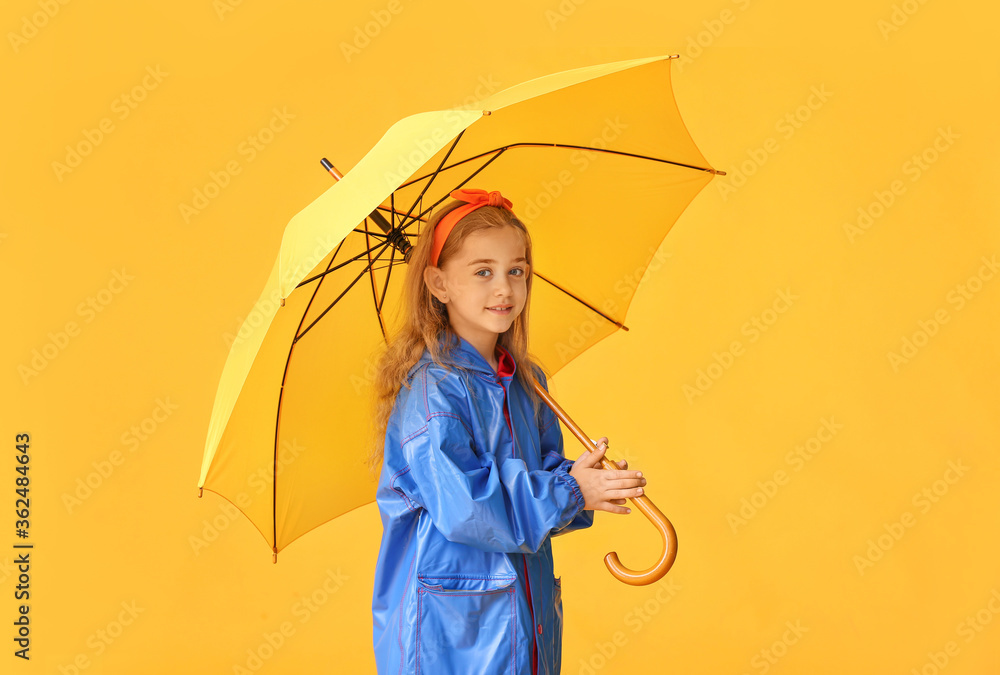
[399,425,429,446]
[416,589,510,597]
[426,411,473,437]
[417,573,516,581]
[388,466,417,512]
[510,588,516,674]
[418,365,476,439]
[415,589,422,674]
[399,411,473,447]
[399,552,415,674]
[540,411,557,433]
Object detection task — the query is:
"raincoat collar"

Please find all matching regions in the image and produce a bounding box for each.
[412,331,517,379]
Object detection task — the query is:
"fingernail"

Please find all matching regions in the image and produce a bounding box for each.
[636,471,642,477]
[636,488,643,495]
[626,509,631,514]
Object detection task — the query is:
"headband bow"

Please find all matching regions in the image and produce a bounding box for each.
[429,188,514,266]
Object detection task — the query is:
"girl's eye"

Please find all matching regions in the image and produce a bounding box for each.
[476,267,525,278]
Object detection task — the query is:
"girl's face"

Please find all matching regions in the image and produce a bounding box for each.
[424,225,529,355]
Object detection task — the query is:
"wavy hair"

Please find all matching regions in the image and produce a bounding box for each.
[365,197,547,475]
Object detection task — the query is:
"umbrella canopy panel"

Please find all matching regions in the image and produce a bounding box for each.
[389,58,714,370]
[204,231,406,552]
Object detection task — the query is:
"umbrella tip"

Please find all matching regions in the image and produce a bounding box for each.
[197,487,203,498]
[320,158,343,181]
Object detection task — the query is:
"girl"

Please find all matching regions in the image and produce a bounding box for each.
[367,188,647,674]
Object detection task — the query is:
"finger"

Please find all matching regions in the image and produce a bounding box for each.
[608,486,644,500]
[615,459,628,470]
[610,498,626,506]
[575,444,603,467]
[590,441,609,463]
[599,502,631,515]
[605,476,647,489]
[602,469,645,482]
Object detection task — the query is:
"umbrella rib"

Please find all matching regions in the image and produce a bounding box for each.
[374,204,426,225]
[401,147,510,229]
[380,192,400,327]
[376,234,398,320]
[354,227,388,238]
[296,238,396,342]
[398,143,720,192]
[398,129,466,229]
[533,270,629,332]
[365,262,403,272]
[296,234,393,289]
[365,223,396,342]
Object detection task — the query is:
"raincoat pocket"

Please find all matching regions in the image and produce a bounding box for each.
[415,573,517,675]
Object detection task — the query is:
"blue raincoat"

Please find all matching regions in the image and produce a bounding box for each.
[372,332,594,674]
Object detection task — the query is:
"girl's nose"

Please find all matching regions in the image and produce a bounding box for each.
[494,274,513,295]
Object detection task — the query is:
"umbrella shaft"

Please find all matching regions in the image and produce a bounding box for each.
[529,373,678,585]
[321,157,412,261]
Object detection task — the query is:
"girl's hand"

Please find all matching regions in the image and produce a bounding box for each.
[569,437,646,514]
[610,455,630,506]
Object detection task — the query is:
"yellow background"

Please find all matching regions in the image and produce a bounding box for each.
[3,0,998,673]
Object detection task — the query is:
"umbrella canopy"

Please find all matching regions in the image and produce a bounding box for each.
[197,53,721,558]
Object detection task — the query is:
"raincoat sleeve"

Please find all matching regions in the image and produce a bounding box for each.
[533,367,595,536]
[395,365,588,555]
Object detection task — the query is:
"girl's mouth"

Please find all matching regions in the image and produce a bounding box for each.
[487,305,512,315]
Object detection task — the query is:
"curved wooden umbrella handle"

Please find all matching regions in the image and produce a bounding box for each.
[530,374,678,585]
[600,470,678,585]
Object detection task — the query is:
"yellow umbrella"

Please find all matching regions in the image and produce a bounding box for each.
[197,54,723,581]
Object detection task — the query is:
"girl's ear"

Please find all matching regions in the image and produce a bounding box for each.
[423,266,448,303]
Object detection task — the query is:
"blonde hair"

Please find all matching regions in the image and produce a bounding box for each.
[365,198,547,475]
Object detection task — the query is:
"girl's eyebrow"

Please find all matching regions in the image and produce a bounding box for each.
[467,257,527,265]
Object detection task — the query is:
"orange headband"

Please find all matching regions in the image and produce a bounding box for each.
[429,188,513,267]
